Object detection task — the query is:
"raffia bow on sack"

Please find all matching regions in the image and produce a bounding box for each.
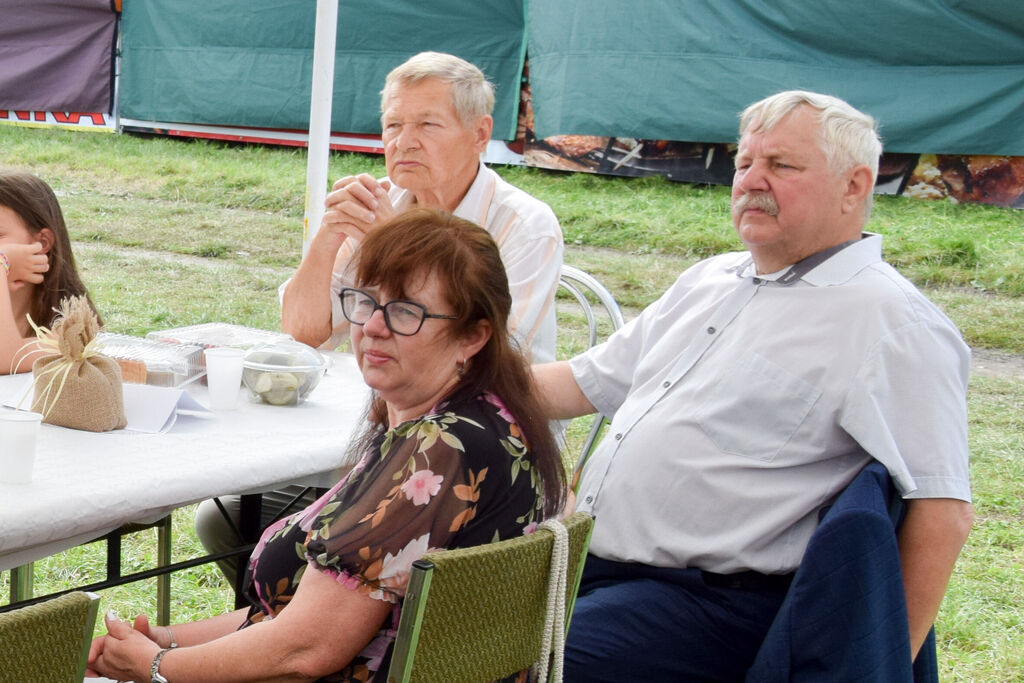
[18,295,126,432]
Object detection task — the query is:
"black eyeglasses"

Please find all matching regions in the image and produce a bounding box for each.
[339,287,457,336]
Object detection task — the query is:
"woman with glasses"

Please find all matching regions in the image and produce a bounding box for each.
[89,208,566,683]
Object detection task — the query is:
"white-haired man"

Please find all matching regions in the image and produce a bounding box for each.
[281,51,562,362]
[536,91,973,680]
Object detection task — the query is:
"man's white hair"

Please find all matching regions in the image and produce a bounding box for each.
[381,51,495,127]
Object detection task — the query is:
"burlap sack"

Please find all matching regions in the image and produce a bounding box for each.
[31,296,126,432]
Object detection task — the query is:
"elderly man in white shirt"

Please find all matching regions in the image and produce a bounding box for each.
[535,90,973,681]
[280,51,562,363]
[198,52,563,587]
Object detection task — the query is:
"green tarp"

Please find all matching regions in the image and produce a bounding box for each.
[120,0,1024,155]
[528,0,1024,155]
[119,0,526,140]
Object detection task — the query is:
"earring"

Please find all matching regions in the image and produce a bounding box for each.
[456,358,466,377]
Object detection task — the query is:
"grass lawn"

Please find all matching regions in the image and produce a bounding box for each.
[1,125,1022,680]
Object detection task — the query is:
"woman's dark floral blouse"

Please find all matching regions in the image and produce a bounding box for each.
[239,388,545,681]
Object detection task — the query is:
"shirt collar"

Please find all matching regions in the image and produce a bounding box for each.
[452,162,492,225]
[735,233,883,286]
[799,233,882,286]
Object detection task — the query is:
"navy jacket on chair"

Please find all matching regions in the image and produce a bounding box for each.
[745,461,939,682]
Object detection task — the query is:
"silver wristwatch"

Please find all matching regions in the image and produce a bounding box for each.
[151,647,172,683]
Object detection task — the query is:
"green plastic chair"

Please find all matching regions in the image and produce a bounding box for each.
[387,511,595,683]
[0,591,101,683]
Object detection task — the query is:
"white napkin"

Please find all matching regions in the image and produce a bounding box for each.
[122,382,211,432]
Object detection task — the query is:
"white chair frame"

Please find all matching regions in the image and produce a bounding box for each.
[557,265,626,484]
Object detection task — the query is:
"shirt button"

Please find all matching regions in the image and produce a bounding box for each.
[662,380,670,388]
[614,433,623,440]
[707,326,716,334]
[584,495,594,504]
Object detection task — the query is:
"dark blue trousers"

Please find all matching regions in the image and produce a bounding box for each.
[564,555,790,682]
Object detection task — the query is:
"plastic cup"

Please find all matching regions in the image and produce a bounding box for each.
[204,347,245,410]
[0,410,43,484]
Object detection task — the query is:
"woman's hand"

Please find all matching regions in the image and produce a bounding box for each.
[84,631,106,678]
[87,611,161,681]
[1,242,48,287]
[129,612,177,648]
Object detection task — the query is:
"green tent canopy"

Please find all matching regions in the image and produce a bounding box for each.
[119,0,1024,156]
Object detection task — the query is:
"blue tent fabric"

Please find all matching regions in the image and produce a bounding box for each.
[745,461,938,682]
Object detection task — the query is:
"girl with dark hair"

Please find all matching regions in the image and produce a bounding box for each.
[0,171,101,372]
[90,208,566,683]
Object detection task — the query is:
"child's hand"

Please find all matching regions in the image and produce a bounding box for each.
[1,242,48,285]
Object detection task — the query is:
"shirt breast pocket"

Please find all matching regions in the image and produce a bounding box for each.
[695,352,821,462]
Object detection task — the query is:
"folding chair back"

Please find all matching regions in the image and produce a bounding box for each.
[0,591,100,683]
[388,512,594,683]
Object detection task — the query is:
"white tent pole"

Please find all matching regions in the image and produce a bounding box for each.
[302,0,339,256]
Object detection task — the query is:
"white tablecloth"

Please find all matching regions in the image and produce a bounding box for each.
[0,351,370,571]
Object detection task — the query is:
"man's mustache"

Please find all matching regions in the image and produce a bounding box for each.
[732,193,779,216]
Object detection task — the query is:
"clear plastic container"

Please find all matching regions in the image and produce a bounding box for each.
[146,323,293,350]
[98,333,206,387]
[241,340,329,406]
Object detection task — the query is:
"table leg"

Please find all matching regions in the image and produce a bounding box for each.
[9,563,34,603]
[106,530,122,583]
[238,493,263,543]
[156,515,172,625]
[234,493,263,608]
